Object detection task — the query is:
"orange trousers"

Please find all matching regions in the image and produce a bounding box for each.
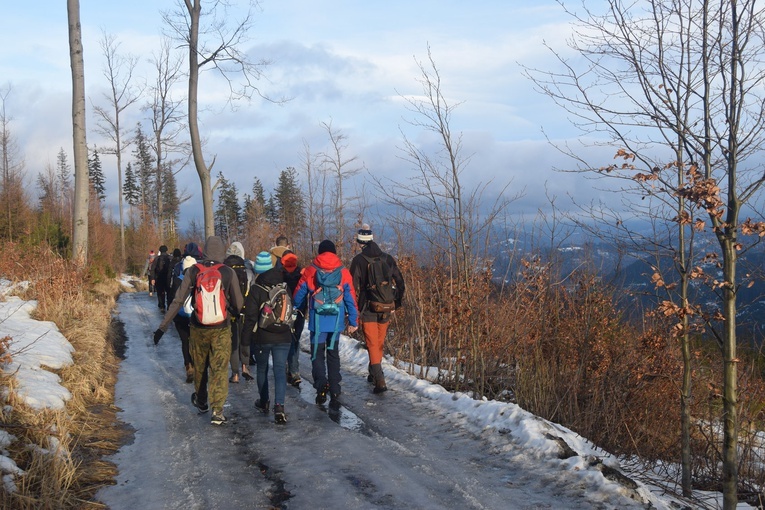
[361,321,389,365]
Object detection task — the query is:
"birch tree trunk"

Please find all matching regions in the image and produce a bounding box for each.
[68,0,89,267]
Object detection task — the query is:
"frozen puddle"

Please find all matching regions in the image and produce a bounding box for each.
[298,390,370,434]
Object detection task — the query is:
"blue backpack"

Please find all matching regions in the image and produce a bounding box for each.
[172,261,193,318]
[310,266,345,356]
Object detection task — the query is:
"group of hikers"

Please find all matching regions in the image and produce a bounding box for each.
[146,224,405,426]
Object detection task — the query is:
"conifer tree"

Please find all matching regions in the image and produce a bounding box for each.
[88,146,106,202]
[274,166,305,239]
[132,124,155,221]
[123,162,139,206]
[56,148,72,223]
[162,164,180,231]
[214,172,241,243]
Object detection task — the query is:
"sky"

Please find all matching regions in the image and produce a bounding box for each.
[0,277,747,508]
[1,0,625,234]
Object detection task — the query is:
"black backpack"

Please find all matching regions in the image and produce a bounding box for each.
[254,283,295,333]
[362,255,396,313]
[227,261,250,298]
[155,253,171,278]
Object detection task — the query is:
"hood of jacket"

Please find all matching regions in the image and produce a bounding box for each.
[226,241,245,259]
[312,251,343,271]
[361,240,384,258]
[270,245,290,260]
[255,266,285,287]
[204,236,226,263]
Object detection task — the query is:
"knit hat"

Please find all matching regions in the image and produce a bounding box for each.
[282,252,298,272]
[182,255,196,271]
[184,242,203,259]
[357,223,373,244]
[254,251,273,274]
[318,240,336,254]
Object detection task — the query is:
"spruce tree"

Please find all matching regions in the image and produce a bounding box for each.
[123,162,140,206]
[162,164,180,229]
[88,146,106,202]
[132,124,155,218]
[275,166,305,238]
[214,172,241,243]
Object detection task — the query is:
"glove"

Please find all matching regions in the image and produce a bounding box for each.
[153,329,164,345]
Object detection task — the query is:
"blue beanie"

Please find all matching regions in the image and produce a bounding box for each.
[254,251,273,274]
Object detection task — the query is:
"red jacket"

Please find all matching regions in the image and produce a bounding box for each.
[293,252,359,333]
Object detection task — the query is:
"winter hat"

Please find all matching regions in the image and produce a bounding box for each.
[282,251,298,272]
[184,242,203,259]
[226,241,245,259]
[357,223,373,244]
[172,248,182,258]
[182,255,196,271]
[318,240,336,255]
[254,251,273,274]
[159,245,168,253]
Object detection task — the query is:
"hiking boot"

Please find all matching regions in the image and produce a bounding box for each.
[254,399,270,414]
[191,392,209,413]
[367,374,374,384]
[373,386,388,394]
[315,384,329,405]
[229,373,240,384]
[211,412,227,425]
[241,365,254,381]
[330,391,341,402]
[274,404,287,424]
[287,372,301,387]
[185,364,194,384]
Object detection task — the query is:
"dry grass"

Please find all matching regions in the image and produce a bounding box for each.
[0,243,126,508]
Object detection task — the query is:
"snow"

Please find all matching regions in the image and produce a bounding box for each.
[0,277,751,508]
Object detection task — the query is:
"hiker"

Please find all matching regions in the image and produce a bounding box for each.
[242,251,293,424]
[150,245,172,312]
[144,250,156,296]
[153,236,244,426]
[224,241,254,383]
[282,250,306,387]
[166,248,183,294]
[293,240,359,405]
[269,235,290,268]
[167,242,205,384]
[350,224,405,394]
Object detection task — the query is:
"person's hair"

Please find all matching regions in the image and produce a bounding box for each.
[275,235,288,247]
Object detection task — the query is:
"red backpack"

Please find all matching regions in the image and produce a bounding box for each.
[193,262,228,325]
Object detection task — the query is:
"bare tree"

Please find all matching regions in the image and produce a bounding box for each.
[372,48,514,392]
[93,31,142,264]
[67,0,88,266]
[320,120,364,258]
[0,85,27,242]
[146,38,190,239]
[163,0,273,238]
[300,139,326,254]
[525,2,765,505]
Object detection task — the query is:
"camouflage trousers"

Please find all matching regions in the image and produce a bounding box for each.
[190,324,232,415]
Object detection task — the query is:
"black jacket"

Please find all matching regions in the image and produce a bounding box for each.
[241,267,292,346]
[349,241,405,322]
